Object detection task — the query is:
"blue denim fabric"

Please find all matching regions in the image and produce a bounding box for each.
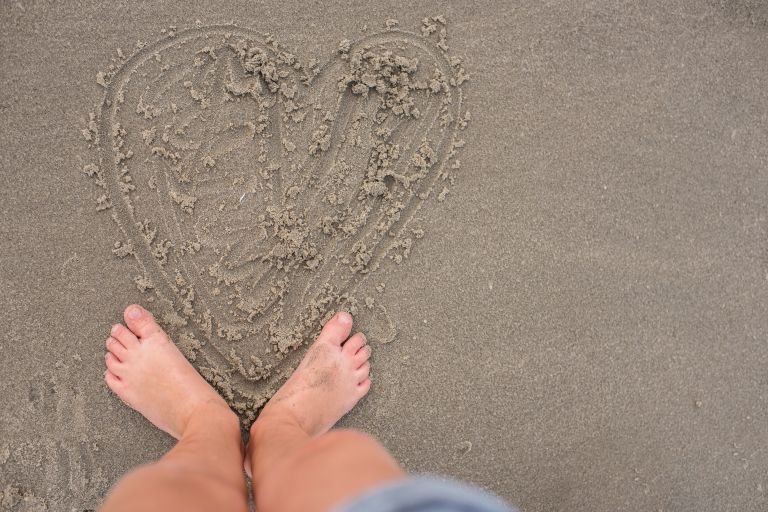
[337,476,517,512]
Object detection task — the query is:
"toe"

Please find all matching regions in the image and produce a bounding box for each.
[316,311,353,347]
[105,352,123,376]
[357,378,371,395]
[105,336,128,361]
[111,323,139,348]
[123,304,163,339]
[352,344,371,368]
[342,332,366,356]
[104,370,122,393]
[355,362,370,383]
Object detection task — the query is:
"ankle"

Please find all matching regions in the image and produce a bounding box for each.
[185,400,241,437]
[250,406,305,440]
[246,409,310,484]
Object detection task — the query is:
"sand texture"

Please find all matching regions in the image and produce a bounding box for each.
[1,1,768,511]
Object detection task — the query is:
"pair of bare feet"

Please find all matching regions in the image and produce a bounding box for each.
[104,305,372,445]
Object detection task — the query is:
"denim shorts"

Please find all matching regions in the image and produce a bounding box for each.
[337,476,517,512]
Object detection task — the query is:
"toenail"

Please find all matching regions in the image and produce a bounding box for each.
[337,311,352,324]
[111,324,119,335]
[127,305,143,319]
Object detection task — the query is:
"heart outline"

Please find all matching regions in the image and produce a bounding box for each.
[89,24,468,420]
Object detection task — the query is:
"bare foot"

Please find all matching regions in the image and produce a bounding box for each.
[259,311,372,437]
[103,304,232,439]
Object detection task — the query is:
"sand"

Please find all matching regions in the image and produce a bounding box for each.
[1,1,767,511]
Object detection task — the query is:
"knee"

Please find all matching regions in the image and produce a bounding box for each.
[101,464,247,512]
[256,430,403,511]
[101,465,173,511]
[306,429,378,454]
[281,428,402,480]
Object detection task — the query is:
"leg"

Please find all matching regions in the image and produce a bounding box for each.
[99,305,248,512]
[247,312,405,512]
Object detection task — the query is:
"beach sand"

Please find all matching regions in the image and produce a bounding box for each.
[1,1,767,510]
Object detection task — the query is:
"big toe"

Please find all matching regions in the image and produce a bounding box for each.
[123,304,163,339]
[316,311,353,347]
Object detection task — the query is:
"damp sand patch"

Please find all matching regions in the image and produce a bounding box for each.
[80,18,470,423]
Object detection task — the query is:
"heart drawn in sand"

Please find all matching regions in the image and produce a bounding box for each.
[82,21,469,420]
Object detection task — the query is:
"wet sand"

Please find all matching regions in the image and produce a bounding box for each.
[1,1,767,510]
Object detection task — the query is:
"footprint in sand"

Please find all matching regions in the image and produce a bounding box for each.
[81,19,470,421]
